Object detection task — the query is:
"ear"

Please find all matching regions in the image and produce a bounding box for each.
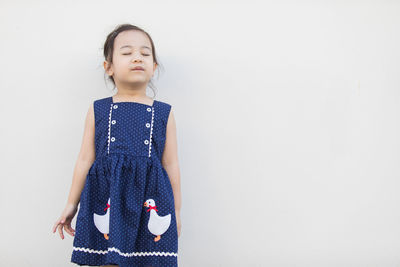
[103,60,113,76]
[152,62,157,75]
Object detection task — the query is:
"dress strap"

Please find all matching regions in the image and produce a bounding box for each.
[154,101,172,137]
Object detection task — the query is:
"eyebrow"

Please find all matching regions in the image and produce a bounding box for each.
[119,45,151,50]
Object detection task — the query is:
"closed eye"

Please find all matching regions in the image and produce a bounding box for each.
[122,53,150,56]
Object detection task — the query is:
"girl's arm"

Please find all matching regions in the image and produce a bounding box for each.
[161,108,182,216]
[66,103,96,208]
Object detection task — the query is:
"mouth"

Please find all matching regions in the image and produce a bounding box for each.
[143,202,148,207]
[131,67,145,71]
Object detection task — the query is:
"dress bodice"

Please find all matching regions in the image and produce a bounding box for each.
[93,96,171,161]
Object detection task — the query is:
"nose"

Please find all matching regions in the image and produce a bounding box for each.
[131,52,144,63]
[132,58,142,63]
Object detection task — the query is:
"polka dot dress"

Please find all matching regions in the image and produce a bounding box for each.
[71,96,178,267]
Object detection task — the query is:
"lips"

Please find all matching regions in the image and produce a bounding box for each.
[131,66,144,71]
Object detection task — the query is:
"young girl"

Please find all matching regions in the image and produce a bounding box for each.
[52,24,182,267]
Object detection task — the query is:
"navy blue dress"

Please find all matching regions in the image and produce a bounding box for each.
[71,96,178,267]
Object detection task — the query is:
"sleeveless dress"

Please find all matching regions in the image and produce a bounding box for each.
[71,96,178,267]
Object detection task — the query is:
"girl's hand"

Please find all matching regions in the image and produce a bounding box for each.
[52,203,78,239]
[176,212,181,238]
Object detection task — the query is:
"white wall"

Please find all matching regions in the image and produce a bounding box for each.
[1,1,399,266]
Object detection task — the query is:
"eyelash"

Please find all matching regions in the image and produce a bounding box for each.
[122,53,150,56]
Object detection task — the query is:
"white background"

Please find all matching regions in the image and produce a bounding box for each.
[1,1,399,266]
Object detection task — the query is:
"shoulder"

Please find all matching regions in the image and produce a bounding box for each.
[154,100,174,124]
[92,96,113,114]
[155,99,173,115]
[94,96,112,105]
[83,101,95,126]
[90,96,112,121]
[155,99,172,109]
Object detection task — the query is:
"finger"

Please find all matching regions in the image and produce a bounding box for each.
[52,218,63,233]
[65,222,76,232]
[52,221,59,233]
[64,228,73,236]
[58,224,65,239]
[65,225,75,236]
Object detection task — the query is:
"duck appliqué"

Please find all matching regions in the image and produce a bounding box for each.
[143,199,171,242]
[93,197,110,240]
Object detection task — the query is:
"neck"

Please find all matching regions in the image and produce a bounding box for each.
[114,82,148,101]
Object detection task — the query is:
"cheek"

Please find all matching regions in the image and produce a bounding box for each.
[145,69,153,76]
[114,59,131,70]
[145,61,154,71]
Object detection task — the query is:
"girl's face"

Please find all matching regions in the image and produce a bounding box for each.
[104,30,156,86]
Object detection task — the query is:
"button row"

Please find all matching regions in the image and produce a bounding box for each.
[109,104,152,145]
[113,104,151,111]
[111,137,149,144]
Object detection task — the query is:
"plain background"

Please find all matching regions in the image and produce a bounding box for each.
[1,0,400,266]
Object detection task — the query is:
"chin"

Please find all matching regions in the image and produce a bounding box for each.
[125,79,148,85]
[127,75,146,80]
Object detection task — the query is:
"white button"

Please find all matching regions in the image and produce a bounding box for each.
[146,123,150,128]
[147,107,151,112]
[113,105,118,109]
[112,120,116,124]
[111,137,115,142]
[144,139,149,145]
